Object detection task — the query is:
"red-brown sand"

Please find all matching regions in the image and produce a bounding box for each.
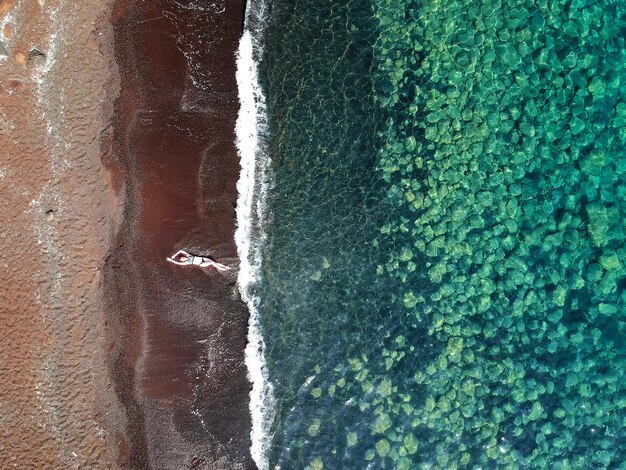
[103,1,254,468]
[0,0,122,467]
[1,0,253,468]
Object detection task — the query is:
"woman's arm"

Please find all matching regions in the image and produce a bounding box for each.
[167,256,189,265]
[167,249,191,265]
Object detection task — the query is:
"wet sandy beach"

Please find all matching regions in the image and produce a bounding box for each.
[105,0,253,468]
[1,0,253,468]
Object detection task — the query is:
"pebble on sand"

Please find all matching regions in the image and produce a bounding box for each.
[0,0,13,16]
[14,51,26,64]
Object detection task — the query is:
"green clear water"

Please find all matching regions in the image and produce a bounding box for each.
[259,0,626,468]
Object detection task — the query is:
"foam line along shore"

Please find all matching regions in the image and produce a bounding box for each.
[235,0,276,467]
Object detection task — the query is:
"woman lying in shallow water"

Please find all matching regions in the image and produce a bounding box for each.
[166,249,230,271]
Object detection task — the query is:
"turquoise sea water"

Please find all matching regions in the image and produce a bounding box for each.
[256,0,626,467]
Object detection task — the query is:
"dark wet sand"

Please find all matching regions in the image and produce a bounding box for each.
[103,1,254,468]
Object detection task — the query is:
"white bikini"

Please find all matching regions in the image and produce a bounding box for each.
[190,255,204,266]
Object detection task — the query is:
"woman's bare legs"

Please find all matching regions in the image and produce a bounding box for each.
[198,258,230,271]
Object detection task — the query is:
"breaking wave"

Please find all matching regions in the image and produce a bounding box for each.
[235,0,274,468]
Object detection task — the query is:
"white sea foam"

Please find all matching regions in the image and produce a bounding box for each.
[235,1,274,468]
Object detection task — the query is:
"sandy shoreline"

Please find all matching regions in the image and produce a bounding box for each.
[1,0,253,468]
[105,1,254,468]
